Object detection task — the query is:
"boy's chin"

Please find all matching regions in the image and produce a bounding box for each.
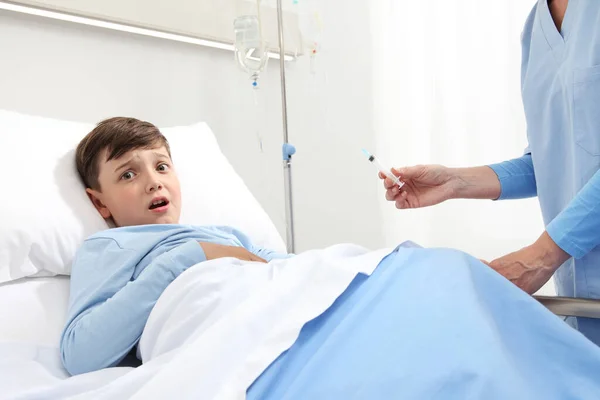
[110,215,180,227]
[151,215,180,225]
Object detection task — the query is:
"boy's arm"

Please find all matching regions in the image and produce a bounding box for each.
[224,226,292,262]
[251,246,294,262]
[60,238,205,376]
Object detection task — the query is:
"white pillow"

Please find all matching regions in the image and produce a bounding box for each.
[0,110,285,284]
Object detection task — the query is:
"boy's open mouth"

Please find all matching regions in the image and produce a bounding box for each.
[149,197,169,210]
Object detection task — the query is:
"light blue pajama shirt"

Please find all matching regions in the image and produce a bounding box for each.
[59,224,290,376]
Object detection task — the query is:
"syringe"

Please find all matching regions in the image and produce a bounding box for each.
[362,149,404,188]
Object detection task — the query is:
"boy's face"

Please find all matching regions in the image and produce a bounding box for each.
[86,146,182,227]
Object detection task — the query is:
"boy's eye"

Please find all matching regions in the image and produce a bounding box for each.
[157,163,170,172]
[121,171,135,180]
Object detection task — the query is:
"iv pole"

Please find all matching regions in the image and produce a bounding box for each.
[276,0,296,253]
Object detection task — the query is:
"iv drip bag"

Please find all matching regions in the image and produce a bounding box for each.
[234,15,269,82]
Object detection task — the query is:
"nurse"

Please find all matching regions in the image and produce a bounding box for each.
[381,0,600,345]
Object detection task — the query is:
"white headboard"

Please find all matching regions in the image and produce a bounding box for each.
[6,0,303,55]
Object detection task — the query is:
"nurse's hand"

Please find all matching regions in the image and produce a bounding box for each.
[379,165,456,209]
[485,232,570,294]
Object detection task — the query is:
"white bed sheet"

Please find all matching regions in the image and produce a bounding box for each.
[0,275,140,400]
[0,245,390,400]
[0,275,135,399]
[0,276,86,399]
[0,341,133,399]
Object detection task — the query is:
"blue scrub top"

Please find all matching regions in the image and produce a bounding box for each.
[490,0,600,344]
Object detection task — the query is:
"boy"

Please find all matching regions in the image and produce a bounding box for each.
[60,117,290,376]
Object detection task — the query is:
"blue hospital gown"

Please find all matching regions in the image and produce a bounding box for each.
[488,0,600,344]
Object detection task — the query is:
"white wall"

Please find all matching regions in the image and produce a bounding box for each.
[0,6,384,253]
[0,5,556,297]
[0,9,283,239]
[285,1,384,251]
[12,0,304,54]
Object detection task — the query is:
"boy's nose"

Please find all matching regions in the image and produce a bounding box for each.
[146,180,163,193]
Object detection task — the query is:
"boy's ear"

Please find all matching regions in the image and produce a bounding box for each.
[86,188,112,219]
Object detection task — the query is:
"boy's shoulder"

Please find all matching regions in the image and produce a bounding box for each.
[85,224,188,244]
[83,224,240,249]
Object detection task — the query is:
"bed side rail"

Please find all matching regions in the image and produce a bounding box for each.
[534,296,600,319]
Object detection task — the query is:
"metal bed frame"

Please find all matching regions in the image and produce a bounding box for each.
[535,296,600,319]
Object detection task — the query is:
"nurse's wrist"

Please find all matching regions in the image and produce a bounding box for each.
[533,231,570,270]
[449,167,502,200]
[447,168,470,199]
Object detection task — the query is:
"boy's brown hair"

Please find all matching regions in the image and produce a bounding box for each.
[75,117,171,190]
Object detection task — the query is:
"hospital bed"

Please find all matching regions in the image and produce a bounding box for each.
[3,109,600,399]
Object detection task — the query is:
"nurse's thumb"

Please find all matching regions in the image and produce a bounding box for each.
[390,167,403,177]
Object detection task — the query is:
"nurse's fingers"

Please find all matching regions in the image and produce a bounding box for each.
[380,169,401,179]
[385,189,397,201]
[383,179,395,190]
[386,186,402,201]
[380,171,403,189]
[386,185,407,201]
[384,177,405,192]
[395,199,407,209]
[395,191,409,209]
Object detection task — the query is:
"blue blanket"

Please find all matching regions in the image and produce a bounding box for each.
[247,244,600,399]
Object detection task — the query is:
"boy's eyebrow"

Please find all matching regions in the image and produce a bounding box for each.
[113,158,134,173]
[113,152,169,173]
[153,151,170,160]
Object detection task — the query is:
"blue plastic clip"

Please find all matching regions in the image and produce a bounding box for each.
[282,143,296,161]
